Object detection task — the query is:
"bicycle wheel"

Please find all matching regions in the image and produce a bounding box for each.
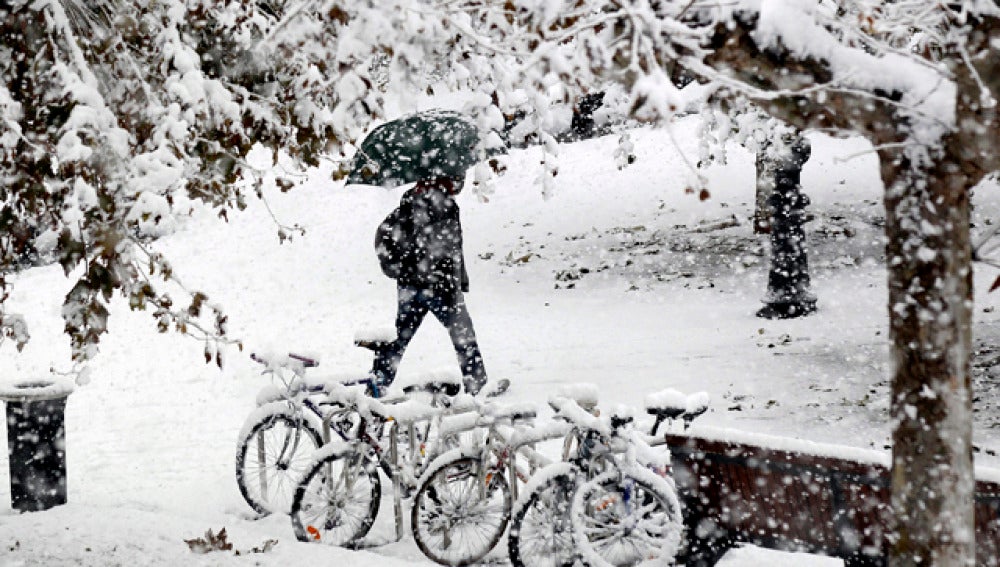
[508,468,578,567]
[235,406,323,515]
[571,469,683,567]
[290,443,382,547]
[411,455,512,566]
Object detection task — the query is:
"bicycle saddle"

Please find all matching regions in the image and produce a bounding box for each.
[644,388,687,420]
[355,338,394,352]
[402,370,463,398]
[403,381,461,397]
[610,414,634,429]
[647,406,686,421]
[482,402,537,424]
[354,326,397,352]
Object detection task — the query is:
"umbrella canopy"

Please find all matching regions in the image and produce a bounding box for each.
[346,110,482,188]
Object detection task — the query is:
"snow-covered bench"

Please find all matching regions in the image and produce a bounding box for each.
[663,427,1000,566]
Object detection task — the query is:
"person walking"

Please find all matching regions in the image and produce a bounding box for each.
[370,175,491,397]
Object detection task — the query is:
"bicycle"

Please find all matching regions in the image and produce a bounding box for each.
[407,382,615,566]
[289,379,478,548]
[235,351,338,516]
[568,413,683,567]
[507,387,708,567]
[235,331,463,516]
[409,400,545,565]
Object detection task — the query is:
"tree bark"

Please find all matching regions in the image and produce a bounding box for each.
[754,149,775,234]
[880,152,975,566]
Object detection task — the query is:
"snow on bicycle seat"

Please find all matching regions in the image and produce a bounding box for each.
[644,388,688,420]
[686,391,710,414]
[353,326,397,351]
[683,391,710,424]
[399,369,462,398]
[553,382,599,412]
[548,394,607,434]
[480,401,537,424]
[609,404,636,429]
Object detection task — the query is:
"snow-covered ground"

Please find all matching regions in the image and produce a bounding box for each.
[2,115,999,566]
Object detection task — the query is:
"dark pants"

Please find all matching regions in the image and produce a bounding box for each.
[372,285,487,395]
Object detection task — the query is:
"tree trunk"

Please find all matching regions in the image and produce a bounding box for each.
[881,153,975,566]
[754,149,775,234]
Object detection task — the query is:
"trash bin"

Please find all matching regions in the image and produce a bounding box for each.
[1,378,74,512]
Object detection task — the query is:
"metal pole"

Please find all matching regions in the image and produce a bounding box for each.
[256,431,268,500]
[390,422,403,541]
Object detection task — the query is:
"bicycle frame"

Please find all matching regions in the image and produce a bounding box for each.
[534,398,674,497]
[316,394,471,542]
[464,412,559,504]
[252,348,465,475]
[259,357,384,466]
[261,392,354,474]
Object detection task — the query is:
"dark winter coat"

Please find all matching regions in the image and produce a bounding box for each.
[393,186,470,293]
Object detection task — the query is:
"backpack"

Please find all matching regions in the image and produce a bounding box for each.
[374,206,410,279]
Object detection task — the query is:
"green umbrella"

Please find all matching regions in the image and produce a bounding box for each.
[346,110,482,188]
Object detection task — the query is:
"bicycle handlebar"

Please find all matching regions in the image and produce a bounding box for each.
[250,351,320,369]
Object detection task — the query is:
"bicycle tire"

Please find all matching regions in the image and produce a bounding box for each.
[411,455,512,566]
[235,407,323,515]
[571,469,683,567]
[508,469,578,567]
[290,442,382,547]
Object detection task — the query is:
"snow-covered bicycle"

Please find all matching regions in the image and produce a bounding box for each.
[508,387,708,567]
[407,383,705,566]
[288,381,480,548]
[409,399,544,565]
[235,330,461,516]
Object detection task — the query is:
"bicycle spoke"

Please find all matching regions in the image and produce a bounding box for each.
[510,471,579,567]
[413,457,510,565]
[293,453,379,546]
[574,475,681,567]
[523,527,573,565]
[238,415,322,515]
